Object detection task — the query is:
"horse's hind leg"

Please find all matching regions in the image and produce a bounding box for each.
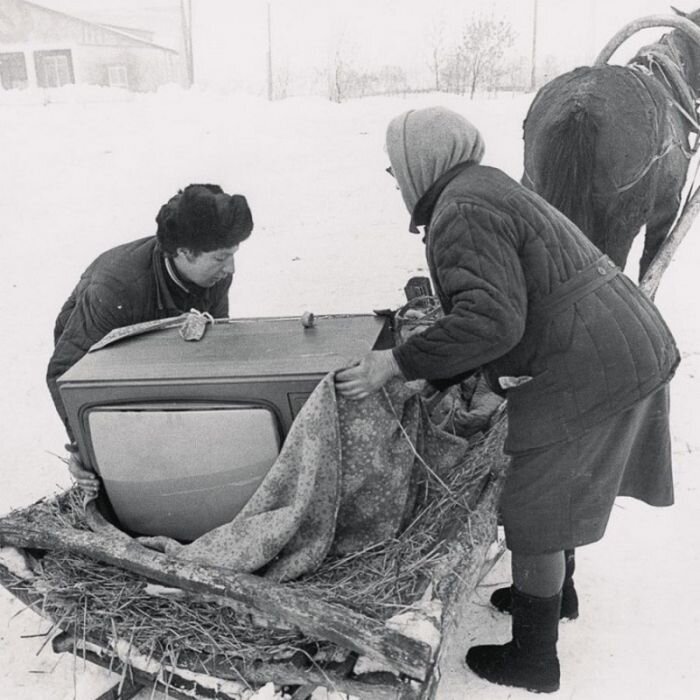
[587,190,645,272]
[640,185,683,282]
[591,218,639,272]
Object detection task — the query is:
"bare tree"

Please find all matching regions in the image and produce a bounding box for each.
[441,48,469,95]
[425,15,448,91]
[328,23,359,103]
[501,57,530,92]
[377,65,407,95]
[273,64,290,100]
[329,47,350,102]
[455,15,516,99]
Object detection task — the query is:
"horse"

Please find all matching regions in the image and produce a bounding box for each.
[522,8,700,281]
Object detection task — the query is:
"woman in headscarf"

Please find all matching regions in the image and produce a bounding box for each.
[335,107,678,693]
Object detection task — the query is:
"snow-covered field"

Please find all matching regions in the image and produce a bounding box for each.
[0,85,698,699]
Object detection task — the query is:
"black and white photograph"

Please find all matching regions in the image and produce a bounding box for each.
[0,1,698,698]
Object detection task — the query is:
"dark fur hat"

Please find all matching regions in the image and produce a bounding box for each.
[156,184,253,255]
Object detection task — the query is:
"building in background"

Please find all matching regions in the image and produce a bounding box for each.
[0,0,188,91]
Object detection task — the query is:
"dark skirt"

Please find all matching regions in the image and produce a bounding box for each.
[501,383,673,554]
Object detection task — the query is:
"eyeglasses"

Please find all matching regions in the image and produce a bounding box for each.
[385,166,394,178]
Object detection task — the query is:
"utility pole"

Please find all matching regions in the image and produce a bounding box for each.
[530,0,538,91]
[588,0,597,63]
[180,0,194,86]
[267,1,273,100]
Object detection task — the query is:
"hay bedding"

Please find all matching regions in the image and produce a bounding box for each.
[4,490,315,667]
[0,405,506,689]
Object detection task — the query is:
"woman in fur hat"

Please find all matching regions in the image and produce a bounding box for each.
[48,183,253,498]
[335,107,678,693]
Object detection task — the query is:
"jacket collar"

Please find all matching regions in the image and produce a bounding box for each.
[164,254,191,293]
[153,242,180,315]
[154,242,214,316]
[409,160,475,233]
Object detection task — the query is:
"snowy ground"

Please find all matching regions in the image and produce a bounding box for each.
[0,85,698,699]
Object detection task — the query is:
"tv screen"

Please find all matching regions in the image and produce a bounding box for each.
[58,314,393,540]
[88,403,281,540]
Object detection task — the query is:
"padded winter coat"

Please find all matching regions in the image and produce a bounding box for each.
[392,163,680,454]
[47,236,232,436]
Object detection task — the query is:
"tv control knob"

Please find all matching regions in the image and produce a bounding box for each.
[301,311,315,329]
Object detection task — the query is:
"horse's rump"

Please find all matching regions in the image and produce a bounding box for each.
[523,66,668,234]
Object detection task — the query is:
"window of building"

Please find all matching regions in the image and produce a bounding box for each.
[34,50,74,88]
[107,65,128,89]
[0,52,28,90]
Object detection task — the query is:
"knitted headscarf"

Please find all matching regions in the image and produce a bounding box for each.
[385,107,485,215]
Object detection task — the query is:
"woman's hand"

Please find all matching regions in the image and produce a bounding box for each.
[65,444,100,500]
[335,349,402,400]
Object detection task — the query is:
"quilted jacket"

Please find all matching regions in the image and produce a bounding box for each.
[392,163,680,454]
[47,236,232,435]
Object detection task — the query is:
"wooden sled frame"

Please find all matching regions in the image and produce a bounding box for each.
[0,414,507,700]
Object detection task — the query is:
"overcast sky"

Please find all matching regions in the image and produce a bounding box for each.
[32,0,693,90]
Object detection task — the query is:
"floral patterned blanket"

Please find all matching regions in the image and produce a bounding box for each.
[138,374,473,581]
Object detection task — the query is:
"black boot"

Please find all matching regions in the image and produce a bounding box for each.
[466,587,561,693]
[490,549,579,620]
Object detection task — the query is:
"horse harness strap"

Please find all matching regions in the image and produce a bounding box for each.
[632,47,700,144]
[649,56,700,138]
[615,139,676,194]
[605,67,692,195]
[528,256,620,333]
[631,44,700,214]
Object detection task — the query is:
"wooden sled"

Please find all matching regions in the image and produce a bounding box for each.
[0,410,508,700]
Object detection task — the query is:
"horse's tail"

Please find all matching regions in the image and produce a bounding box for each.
[535,103,600,236]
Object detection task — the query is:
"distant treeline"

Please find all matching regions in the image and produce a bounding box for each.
[265,14,562,102]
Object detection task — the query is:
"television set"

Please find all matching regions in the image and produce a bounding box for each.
[58,314,393,541]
